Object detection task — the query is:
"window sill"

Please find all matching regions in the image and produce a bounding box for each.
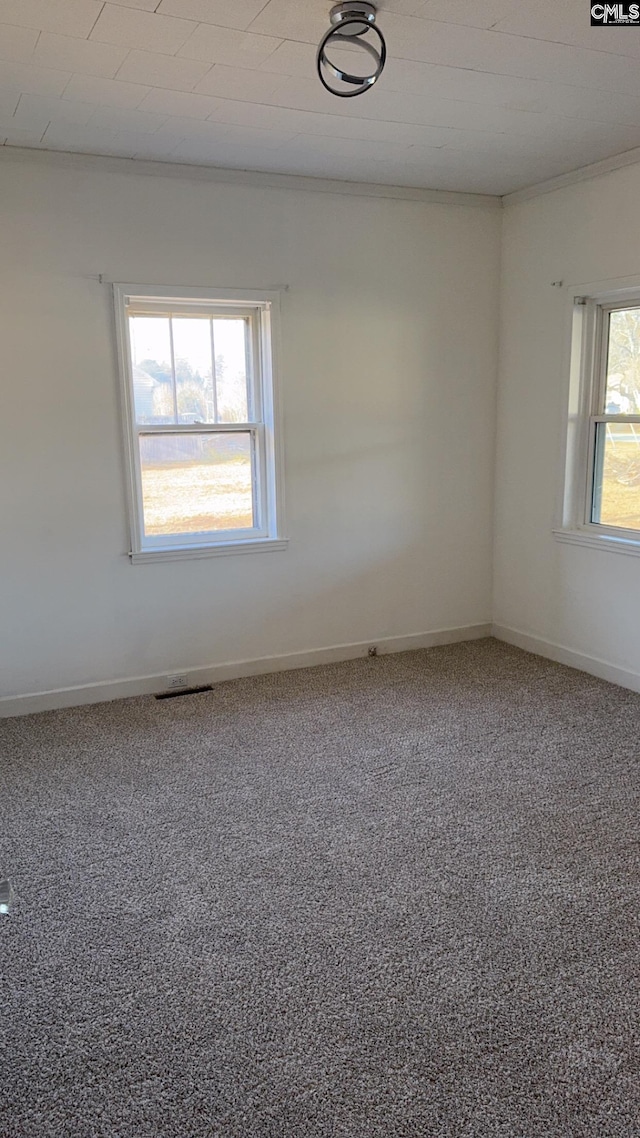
[129,538,288,564]
[553,528,640,557]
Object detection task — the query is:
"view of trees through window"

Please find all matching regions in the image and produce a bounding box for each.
[128,313,255,537]
[130,315,250,426]
[595,306,640,531]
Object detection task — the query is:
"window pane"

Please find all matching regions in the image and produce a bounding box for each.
[605,308,640,413]
[130,316,176,425]
[171,317,216,424]
[139,433,254,537]
[213,319,249,423]
[592,422,640,530]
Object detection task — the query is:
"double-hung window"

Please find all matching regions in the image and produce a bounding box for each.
[558,284,640,551]
[113,285,286,562]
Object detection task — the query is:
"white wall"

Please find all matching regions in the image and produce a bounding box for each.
[0,150,500,709]
[495,162,640,685]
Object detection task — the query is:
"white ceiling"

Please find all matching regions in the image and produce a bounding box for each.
[3,0,640,195]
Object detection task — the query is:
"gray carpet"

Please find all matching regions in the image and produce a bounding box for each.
[1,639,638,1137]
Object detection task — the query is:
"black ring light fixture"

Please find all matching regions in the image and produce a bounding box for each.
[317,3,387,98]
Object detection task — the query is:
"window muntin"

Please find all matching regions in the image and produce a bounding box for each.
[115,287,283,558]
[588,303,640,536]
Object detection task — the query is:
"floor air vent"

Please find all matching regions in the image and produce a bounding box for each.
[155,685,213,700]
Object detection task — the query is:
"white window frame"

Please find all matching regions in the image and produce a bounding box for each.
[113,284,287,563]
[555,277,640,557]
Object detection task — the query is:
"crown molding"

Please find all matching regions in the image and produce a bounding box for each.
[9,138,640,213]
[0,144,502,210]
[503,145,640,206]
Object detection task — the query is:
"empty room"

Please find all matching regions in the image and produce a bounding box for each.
[1,1,639,1134]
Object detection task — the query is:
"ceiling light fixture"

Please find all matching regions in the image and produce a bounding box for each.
[317,3,387,98]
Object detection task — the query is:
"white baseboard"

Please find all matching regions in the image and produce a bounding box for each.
[492,623,640,694]
[0,623,492,718]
